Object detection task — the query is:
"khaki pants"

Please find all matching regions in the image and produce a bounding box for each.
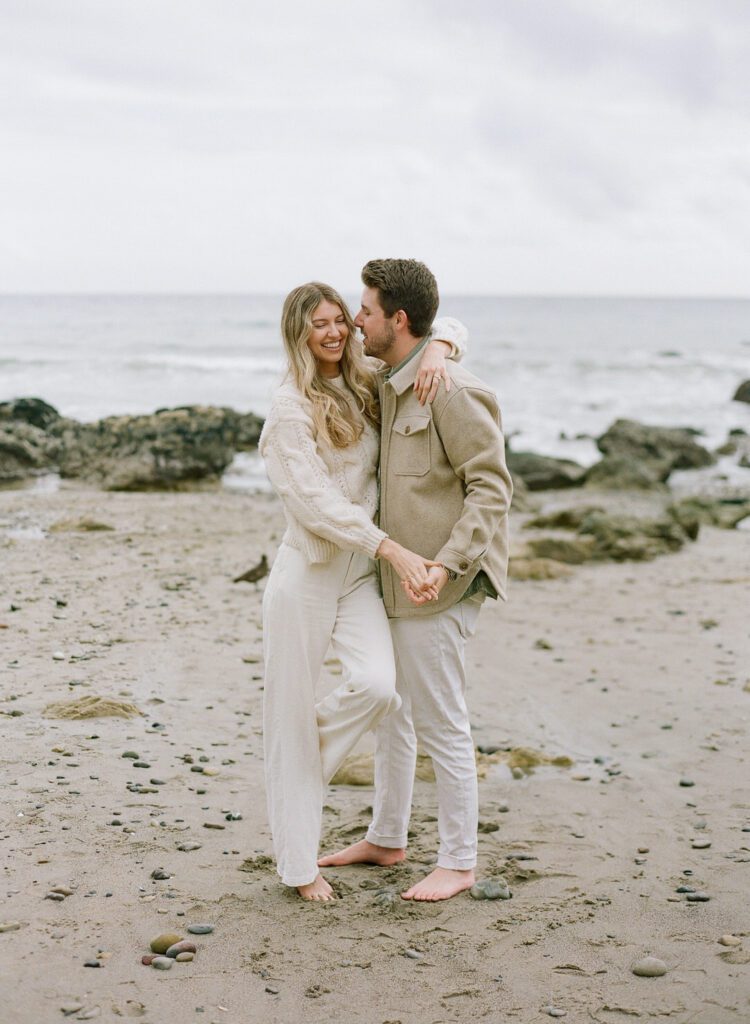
[366,595,484,869]
[262,543,400,886]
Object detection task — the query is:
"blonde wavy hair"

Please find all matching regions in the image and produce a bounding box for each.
[281,282,380,449]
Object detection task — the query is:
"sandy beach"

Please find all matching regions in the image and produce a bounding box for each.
[1,483,749,1024]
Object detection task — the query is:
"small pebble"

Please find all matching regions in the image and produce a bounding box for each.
[686,891,710,902]
[83,959,101,968]
[151,956,173,970]
[202,766,221,777]
[50,885,73,896]
[177,842,202,852]
[121,751,139,759]
[141,954,156,965]
[265,986,279,995]
[165,940,197,957]
[45,892,66,901]
[691,839,711,849]
[637,847,650,854]
[203,823,225,830]
[632,955,667,977]
[470,878,512,901]
[52,652,66,661]
[676,885,695,893]
[187,923,214,935]
[151,869,171,880]
[0,922,21,933]
[405,948,423,960]
[542,1009,567,1019]
[679,778,695,787]
[175,951,194,962]
[60,1004,84,1016]
[225,812,242,821]
[511,766,524,780]
[718,935,741,947]
[150,932,183,954]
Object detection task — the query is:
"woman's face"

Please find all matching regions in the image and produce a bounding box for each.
[307,300,348,378]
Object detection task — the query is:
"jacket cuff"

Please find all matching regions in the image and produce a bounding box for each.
[435,547,476,576]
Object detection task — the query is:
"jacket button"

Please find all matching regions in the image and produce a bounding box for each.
[459,561,469,570]
[404,425,411,434]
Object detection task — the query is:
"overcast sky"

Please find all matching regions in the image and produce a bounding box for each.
[1,0,749,295]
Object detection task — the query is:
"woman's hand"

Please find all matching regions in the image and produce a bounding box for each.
[402,565,449,605]
[414,340,453,406]
[376,538,441,599]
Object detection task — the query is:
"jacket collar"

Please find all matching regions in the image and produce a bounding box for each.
[380,350,424,396]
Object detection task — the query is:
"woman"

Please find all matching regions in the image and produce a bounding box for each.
[259,282,466,900]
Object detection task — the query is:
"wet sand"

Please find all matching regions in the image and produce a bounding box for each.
[1,486,749,1023]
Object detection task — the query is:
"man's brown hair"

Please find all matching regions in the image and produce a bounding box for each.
[361,258,439,339]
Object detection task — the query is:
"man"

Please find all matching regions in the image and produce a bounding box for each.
[319,258,513,901]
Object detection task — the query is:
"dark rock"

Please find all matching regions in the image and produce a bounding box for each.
[584,454,670,490]
[525,506,605,530]
[669,497,750,531]
[0,397,61,430]
[0,422,56,481]
[506,450,586,490]
[577,510,690,562]
[597,419,715,473]
[732,380,750,404]
[525,536,597,564]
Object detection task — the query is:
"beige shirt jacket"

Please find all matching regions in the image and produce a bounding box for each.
[377,356,513,619]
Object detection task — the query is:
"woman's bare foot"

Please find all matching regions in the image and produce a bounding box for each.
[318,839,406,867]
[401,867,475,901]
[297,873,337,901]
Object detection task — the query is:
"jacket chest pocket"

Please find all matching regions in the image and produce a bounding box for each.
[392,414,431,476]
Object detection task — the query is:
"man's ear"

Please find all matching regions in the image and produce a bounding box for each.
[394,309,409,331]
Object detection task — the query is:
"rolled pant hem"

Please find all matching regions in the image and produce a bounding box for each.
[436,855,477,870]
[366,829,407,849]
[279,870,319,888]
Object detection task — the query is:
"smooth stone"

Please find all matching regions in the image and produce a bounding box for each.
[133,762,150,768]
[686,891,710,902]
[151,956,173,970]
[676,885,695,893]
[405,948,423,959]
[719,935,741,947]
[121,751,139,759]
[679,778,695,787]
[177,842,202,852]
[543,1009,567,1019]
[83,959,101,968]
[52,652,66,661]
[141,954,156,965]
[225,812,242,821]
[470,878,512,901]
[60,1004,84,1016]
[202,766,221,776]
[691,840,711,849]
[632,956,667,977]
[175,951,194,962]
[203,823,225,830]
[45,892,66,901]
[165,940,197,957]
[149,931,183,954]
[511,766,524,780]
[187,923,214,935]
[150,869,171,880]
[0,922,21,933]
[50,885,73,896]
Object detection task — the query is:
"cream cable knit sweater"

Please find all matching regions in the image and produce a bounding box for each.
[259,318,467,564]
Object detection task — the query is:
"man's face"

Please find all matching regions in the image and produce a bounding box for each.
[354,286,396,359]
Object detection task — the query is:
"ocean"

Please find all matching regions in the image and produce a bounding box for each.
[2,294,749,492]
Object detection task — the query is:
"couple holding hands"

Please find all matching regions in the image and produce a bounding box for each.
[259,258,512,902]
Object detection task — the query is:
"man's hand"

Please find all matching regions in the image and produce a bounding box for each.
[402,565,450,605]
[414,340,453,406]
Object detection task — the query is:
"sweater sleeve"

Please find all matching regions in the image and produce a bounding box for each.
[427,317,468,361]
[259,396,387,559]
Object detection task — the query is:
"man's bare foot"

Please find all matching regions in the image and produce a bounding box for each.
[401,867,475,902]
[297,873,336,901]
[318,839,406,868]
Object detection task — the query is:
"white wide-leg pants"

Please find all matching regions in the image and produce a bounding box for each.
[366,595,484,870]
[262,543,400,887]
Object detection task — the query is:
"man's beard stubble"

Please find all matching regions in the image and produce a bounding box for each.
[362,323,396,360]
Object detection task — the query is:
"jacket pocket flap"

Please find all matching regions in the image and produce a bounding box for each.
[393,415,431,437]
